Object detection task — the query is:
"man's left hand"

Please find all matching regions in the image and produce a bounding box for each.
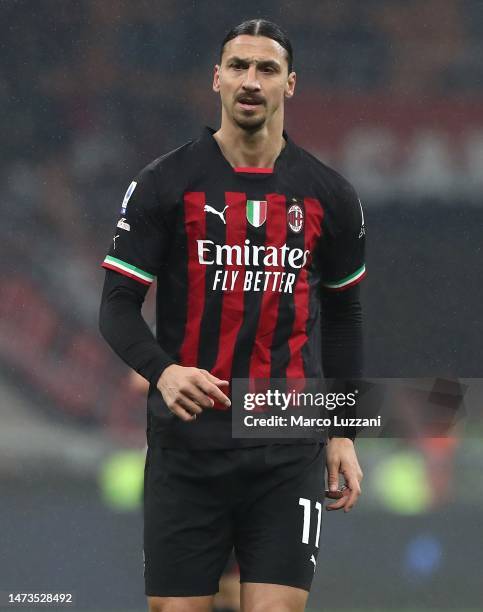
[325,437,363,512]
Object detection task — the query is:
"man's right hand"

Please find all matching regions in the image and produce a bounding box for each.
[157,365,231,422]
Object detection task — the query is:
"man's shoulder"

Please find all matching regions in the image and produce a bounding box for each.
[293,144,363,235]
[132,133,209,200]
[293,142,358,203]
[141,136,199,177]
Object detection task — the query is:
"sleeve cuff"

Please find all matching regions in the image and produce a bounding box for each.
[102,256,155,286]
[141,356,177,387]
[322,264,366,292]
[328,428,356,442]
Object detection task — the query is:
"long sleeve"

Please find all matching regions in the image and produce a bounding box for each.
[321,284,363,439]
[99,270,177,386]
[99,163,178,385]
[321,284,363,378]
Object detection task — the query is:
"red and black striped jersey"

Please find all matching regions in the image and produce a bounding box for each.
[102,126,366,447]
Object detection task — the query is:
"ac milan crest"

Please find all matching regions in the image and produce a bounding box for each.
[287,203,304,233]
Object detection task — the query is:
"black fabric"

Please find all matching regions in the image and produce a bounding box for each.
[99,125,366,448]
[321,284,363,440]
[144,443,326,596]
[321,284,363,378]
[99,270,176,386]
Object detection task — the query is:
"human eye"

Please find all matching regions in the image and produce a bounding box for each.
[260,64,277,74]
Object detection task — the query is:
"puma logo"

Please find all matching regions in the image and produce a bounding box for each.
[204,204,228,224]
[310,554,317,571]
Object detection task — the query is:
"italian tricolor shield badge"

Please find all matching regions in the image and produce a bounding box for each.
[246,200,267,227]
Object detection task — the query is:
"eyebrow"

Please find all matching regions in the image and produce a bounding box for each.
[226,56,281,70]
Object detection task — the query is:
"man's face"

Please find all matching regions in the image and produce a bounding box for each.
[213,35,296,132]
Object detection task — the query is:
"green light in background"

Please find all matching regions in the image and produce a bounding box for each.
[99,450,145,512]
[371,451,431,515]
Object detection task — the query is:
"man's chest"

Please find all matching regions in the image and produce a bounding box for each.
[167,188,325,296]
[178,188,325,250]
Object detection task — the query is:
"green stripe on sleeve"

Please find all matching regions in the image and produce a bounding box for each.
[323,264,366,289]
[103,256,155,282]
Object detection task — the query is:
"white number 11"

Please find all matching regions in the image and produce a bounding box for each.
[298,497,322,547]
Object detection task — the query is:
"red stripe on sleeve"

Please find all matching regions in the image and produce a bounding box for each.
[324,269,367,291]
[101,262,151,286]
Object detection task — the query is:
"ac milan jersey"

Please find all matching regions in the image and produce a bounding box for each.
[102,126,366,447]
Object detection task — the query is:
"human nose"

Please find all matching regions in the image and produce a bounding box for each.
[242,64,261,90]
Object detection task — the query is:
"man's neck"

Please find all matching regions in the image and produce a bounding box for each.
[213,119,285,169]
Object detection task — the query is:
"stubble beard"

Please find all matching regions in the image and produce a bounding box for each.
[232,108,267,133]
[234,116,266,133]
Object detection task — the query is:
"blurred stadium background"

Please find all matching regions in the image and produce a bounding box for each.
[1,1,483,610]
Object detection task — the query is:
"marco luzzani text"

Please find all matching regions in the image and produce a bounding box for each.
[242,389,381,429]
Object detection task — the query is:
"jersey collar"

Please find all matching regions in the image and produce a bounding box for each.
[201,125,293,177]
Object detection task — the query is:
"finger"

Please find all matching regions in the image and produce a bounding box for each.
[177,395,204,416]
[195,378,231,406]
[182,384,215,409]
[168,402,197,422]
[327,464,340,493]
[342,477,361,513]
[326,490,350,511]
[200,370,230,387]
[325,489,344,500]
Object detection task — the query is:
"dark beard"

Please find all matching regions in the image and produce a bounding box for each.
[234,115,266,133]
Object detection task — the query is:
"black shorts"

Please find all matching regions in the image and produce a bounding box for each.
[143,442,326,597]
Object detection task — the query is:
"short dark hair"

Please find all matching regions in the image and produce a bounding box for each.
[220,19,293,73]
